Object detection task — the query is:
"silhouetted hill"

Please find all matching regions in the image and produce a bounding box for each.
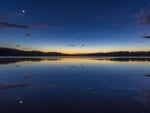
[83,51,150,57]
[0,47,150,56]
[0,47,65,56]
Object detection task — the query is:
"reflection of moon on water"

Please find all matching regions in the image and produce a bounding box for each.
[19,100,23,104]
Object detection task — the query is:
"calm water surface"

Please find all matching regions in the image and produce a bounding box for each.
[0,57,150,113]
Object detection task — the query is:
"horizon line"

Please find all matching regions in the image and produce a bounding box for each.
[1,47,150,55]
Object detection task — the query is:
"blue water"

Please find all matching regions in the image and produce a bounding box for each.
[0,57,150,113]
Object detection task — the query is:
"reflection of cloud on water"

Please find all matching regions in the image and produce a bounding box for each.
[0,75,59,91]
[81,87,138,95]
[67,65,85,69]
[81,88,100,94]
[0,82,59,105]
[0,83,27,90]
[81,87,118,95]
[0,71,60,105]
[0,58,43,65]
[144,74,150,78]
[0,58,62,65]
[95,58,150,62]
[137,88,150,107]
[24,75,31,79]
[15,64,20,67]
[30,84,59,90]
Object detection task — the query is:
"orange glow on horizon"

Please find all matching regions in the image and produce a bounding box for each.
[14,46,150,54]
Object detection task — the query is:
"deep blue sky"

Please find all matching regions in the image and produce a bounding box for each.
[0,0,150,53]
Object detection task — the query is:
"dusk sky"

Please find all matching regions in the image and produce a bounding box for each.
[0,0,150,54]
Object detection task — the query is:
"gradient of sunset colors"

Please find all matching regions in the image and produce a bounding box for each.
[0,0,150,54]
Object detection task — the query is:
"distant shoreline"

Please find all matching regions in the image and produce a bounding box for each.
[0,47,150,57]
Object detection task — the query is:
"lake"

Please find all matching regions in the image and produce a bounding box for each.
[0,57,150,113]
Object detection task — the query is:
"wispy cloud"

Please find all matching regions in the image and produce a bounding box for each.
[0,22,29,29]
[136,7,150,39]
[136,8,150,17]
[0,21,64,31]
[138,17,150,25]
[68,44,76,47]
[136,8,150,25]
[25,33,31,37]
[16,44,21,47]
[67,44,86,47]
[31,24,64,30]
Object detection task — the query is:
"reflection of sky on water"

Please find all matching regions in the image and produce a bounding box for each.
[0,58,150,113]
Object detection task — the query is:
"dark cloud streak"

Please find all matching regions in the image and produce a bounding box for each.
[25,33,31,37]
[68,44,76,47]
[0,21,63,30]
[0,22,29,30]
[16,45,20,47]
[67,44,86,47]
[144,35,150,39]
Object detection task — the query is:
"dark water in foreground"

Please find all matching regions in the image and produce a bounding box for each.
[0,57,150,113]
